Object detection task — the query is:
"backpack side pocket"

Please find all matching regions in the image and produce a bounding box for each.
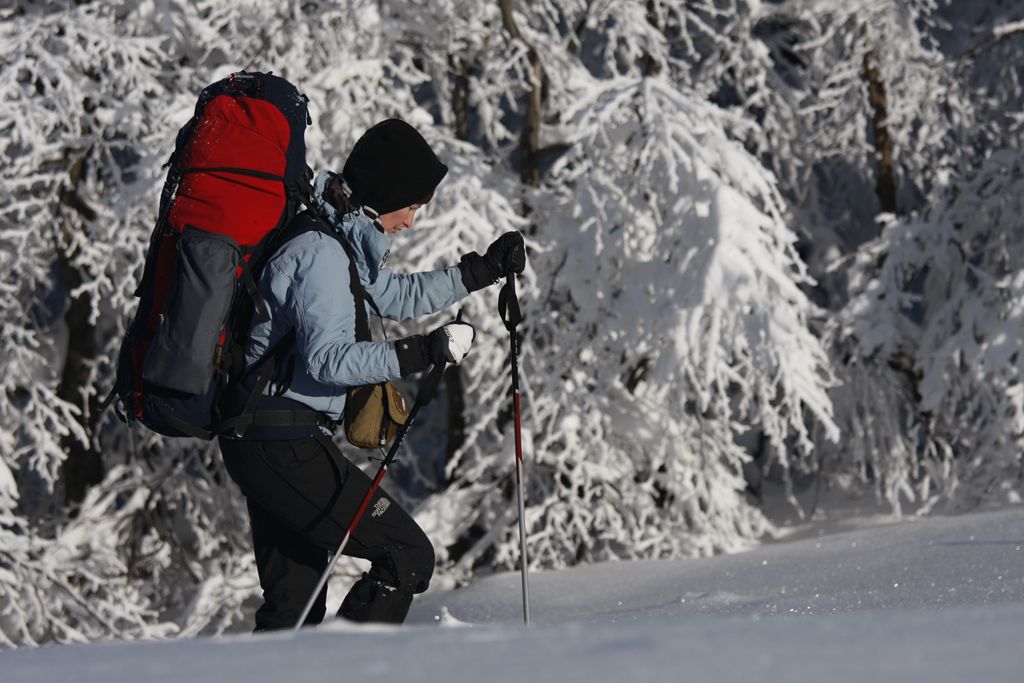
[143,226,241,395]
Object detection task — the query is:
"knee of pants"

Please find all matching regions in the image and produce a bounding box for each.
[406,542,435,594]
[379,541,435,594]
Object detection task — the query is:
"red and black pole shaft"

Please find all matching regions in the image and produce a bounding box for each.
[499,266,530,625]
[292,360,448,632]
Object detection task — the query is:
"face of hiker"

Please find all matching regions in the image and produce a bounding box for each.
[377,203,423,236]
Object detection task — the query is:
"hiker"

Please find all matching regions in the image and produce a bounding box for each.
[216,119,525,632]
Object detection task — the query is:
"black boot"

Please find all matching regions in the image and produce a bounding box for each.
[338,572,415,624]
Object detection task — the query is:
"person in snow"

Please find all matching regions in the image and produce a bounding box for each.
[218,119,525,631]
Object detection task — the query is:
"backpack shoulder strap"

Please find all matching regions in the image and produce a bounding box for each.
[332,229,382,343]
[284,211,383,342]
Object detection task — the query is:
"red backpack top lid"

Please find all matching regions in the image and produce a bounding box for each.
[169,92,294,247]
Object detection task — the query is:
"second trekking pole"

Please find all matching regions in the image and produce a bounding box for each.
[291,361,447,632]
[499,263,530,625]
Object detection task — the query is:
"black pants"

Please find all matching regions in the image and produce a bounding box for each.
[218,433,434,631]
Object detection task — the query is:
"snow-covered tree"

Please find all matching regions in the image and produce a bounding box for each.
[4,0,1024,648]
[831,148,1024,513]
[935,1,1024,157]
[420,73,838,576]
[0,0,412,645]
[1,0,175,645]
[820,1,1024,514]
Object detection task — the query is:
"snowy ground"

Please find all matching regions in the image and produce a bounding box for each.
[5,504,1024,682]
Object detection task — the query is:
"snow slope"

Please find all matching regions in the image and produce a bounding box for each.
[5,505,1023,682]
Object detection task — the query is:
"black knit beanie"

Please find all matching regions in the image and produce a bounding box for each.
[342,119,448,215]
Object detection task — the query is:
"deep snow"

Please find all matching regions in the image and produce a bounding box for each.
[5,504,1024,682]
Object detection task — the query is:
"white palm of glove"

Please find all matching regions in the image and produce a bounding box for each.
[440,322,475,363]
[432,321,476,364]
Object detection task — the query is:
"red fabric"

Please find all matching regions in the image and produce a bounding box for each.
[168,95,290,246]
[146,231,179,334]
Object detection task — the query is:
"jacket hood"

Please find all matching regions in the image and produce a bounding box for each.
[311,170,391,269]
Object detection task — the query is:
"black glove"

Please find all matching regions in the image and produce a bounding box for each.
[395,320,477,376]
[458,231,526,292]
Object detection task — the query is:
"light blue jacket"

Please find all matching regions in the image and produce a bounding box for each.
[244,172,470,421]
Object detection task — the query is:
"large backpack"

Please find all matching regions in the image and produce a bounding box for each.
[109,71,312,439]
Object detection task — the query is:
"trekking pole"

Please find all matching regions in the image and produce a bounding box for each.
[292,360,448,632]
[498,263,530,625]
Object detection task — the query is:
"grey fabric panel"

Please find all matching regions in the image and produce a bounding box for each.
[143,226,241,394]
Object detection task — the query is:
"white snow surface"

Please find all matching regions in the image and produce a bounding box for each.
[6,505,1024,682]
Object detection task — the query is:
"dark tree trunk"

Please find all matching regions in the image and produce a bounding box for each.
[499,0,544,187]
[443,54,477,462]
[862,32,898,216]
[520,49,543,187]
[56,154,105,507]
[450,55,472,142]
[641,0,664,77]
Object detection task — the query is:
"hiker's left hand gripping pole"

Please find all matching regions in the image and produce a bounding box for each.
[499,254,530,625]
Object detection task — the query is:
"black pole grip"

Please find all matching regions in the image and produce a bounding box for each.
[498,273,522,332]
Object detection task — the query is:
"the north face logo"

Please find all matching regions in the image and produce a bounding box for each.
[370,498,391,518]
